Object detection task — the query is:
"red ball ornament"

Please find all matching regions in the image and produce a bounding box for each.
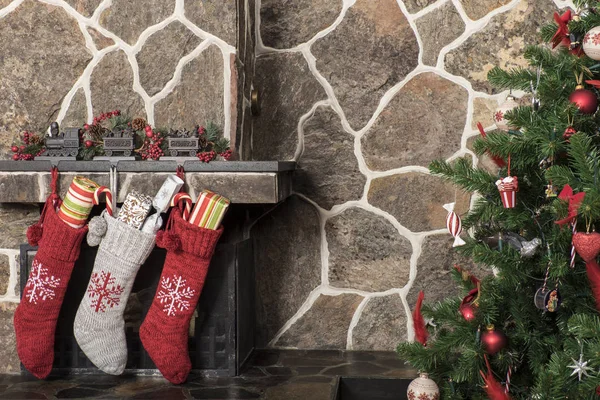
[19,145,26,151]
[563,126,577,141]
[11,146,18,153]
[12,154,20,161]
[459,303,476,322]
[569,85,598,114]
[481,325,507,355]
[145,131,153,138]
[85,140,93,148]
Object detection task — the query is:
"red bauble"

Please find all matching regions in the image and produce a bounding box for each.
[19,145,26,151]
[145,131,153,138]
[459,303,476,321]
[481,325,507,355]
[563,126,577,141]
[85,140,93,148]
[569,85,598,114]
[12,154,19,161]
[11,146,18,153]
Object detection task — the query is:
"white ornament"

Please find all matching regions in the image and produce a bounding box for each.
[494,96,519,132]
[583,26,600,61]
[407,373,440,400]
[568,354,593,381]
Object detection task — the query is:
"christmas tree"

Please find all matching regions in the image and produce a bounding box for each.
[398,3,600,399]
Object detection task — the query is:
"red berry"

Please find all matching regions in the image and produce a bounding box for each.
[12,154,19,161]
[11,146,18,153]
[146,131,153,138]
[19,145,26,151]
[84,124,90,130]
[85,140,93,148]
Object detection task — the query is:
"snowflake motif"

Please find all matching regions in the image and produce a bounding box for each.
[494,110,504,123]
[585,33,592,43]
[418,393,432,400]
[87,271,124,313]
[432,394,440,400]
[156,274,196,317]
[408,389,416,400]
[593,33,600,46]
[25,260,61,304]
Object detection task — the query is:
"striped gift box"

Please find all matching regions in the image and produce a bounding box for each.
[57,176,100,228]
[188,190,230,230]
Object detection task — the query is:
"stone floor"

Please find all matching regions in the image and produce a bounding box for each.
[0,350,417,400]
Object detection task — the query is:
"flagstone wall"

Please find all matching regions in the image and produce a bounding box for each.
[250,0,565,350]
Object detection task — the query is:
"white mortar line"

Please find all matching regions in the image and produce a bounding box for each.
[0,250,21,303]
[407,0,448,20]
[293,100,330,161]
[346,296,371,350]
[0,0,23,18]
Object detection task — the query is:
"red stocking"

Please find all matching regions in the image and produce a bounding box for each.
[140,207,222,384]
[13,169,88,378]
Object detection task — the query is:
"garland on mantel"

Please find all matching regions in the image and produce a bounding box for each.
[11,110,232,162]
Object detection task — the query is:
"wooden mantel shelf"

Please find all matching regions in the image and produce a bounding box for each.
[0,160,295,204]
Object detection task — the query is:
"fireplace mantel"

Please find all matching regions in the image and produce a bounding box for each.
[0,160,295,204]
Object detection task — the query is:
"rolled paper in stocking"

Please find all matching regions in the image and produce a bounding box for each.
[443,202,465,247]
[93,186,113,216]
[188,190,230,230]
[153,175,184,214]
[171,192,193,221]
[496,176,518,208]
[117,191,153,229]
[57,176,100,228]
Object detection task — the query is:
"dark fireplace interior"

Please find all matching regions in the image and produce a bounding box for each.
[19,206,255,377]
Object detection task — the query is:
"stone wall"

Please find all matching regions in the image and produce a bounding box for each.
[251,0,562,350]
[0,0,251,373]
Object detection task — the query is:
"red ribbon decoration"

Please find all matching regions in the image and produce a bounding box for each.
[480,355,512,400]
[551,10,572,49]
[412,291,428,346]
[586,80,600,89]
[555,184,585,225]
[477,122,507,168]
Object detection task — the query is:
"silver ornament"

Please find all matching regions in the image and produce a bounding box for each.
[520,238,542,258]
[568,354,593,381]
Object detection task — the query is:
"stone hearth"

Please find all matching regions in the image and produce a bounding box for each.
[0,350,416,399]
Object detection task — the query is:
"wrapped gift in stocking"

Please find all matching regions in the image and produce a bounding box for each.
[13,169,90,379]
[140,202,223,384]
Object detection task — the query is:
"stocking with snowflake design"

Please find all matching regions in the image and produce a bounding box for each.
[14,168,89,379]
[74,210,156,375]
[140,208,223,384]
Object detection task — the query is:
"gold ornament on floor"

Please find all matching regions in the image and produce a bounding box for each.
[407,373,439,400]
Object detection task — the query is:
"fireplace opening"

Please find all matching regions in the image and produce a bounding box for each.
[19,208,256,377]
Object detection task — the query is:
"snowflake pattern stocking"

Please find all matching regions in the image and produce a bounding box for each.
[14,195,88,379]
[74,211,155,375]
[140,210,223,384]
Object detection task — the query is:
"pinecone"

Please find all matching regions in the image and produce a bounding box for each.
[29,134,43,145]
[198,136,208,150]
[131,117,147,131]
[88,124,105,141]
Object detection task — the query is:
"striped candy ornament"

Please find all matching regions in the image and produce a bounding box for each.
[444,203,466,247]
[188,190,230,230]
[170,192,193,221]
[93,186,113,216]
[57,176,100,228]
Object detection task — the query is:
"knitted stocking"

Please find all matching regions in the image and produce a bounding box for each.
[140,209,222,384]
[14,192,88,379]
[74,211,156,375]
